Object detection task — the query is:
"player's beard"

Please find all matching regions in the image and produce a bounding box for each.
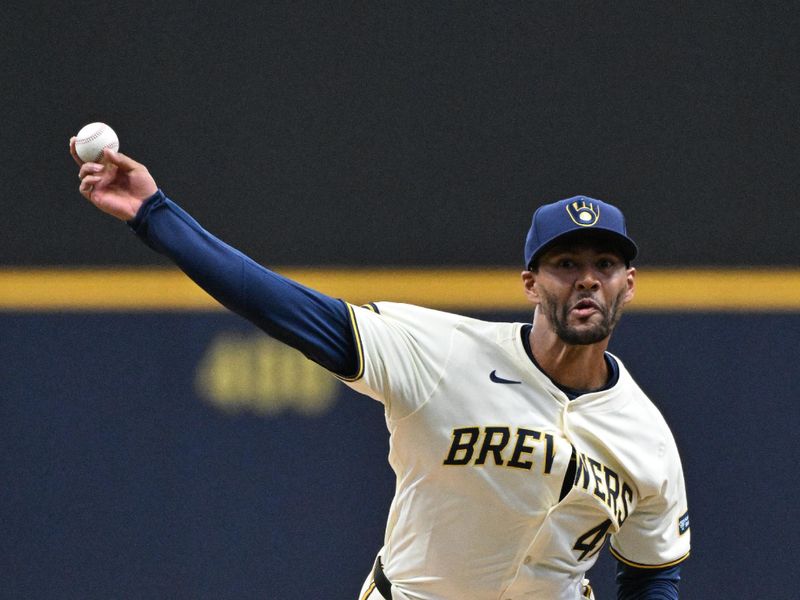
[539,288,627,345]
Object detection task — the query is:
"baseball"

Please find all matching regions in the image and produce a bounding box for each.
[74,122,119,163]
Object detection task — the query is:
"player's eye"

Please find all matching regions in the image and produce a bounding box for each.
[596,258,614,269]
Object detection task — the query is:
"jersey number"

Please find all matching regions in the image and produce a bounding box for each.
[573,519,612,560]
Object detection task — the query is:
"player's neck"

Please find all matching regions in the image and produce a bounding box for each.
[528,321,611,392]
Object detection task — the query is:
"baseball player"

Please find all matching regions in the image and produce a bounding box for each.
[71,142,690,599]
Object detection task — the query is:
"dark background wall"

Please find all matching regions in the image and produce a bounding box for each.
[2,3,799,600]
[2,2,798,267]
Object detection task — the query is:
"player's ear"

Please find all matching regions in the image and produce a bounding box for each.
[622,267,636,305]
[521,270,541,305]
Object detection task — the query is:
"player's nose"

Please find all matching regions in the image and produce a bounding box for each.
[575,267,601,291]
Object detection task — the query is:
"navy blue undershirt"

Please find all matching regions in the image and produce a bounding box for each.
[129,191,359,377]
[129,190,682,598]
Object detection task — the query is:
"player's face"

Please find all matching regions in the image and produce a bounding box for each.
[524,243,635,345]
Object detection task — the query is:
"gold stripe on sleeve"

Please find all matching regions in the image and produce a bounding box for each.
[360,582,376,600]
[336,302,366,382]
[609,545,691,569]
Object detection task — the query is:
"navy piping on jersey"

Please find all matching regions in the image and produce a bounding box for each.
[338,303,366,382]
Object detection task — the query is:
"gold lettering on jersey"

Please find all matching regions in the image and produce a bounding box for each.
[574,452,634,525]
[507,428,540,469]
[443,427,481,465]
[588,458,606,501]
[443,426,555,474]
[475,427,511,465]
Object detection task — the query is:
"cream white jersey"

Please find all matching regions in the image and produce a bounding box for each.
[343,302,690,600]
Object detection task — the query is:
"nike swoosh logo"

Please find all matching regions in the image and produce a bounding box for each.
[489,370,522,384]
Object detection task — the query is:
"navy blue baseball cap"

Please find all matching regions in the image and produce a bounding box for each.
[524,195,638,269]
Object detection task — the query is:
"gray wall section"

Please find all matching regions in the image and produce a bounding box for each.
[3,3,799,267]
[1,310,796,598]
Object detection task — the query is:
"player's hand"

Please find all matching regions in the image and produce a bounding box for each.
[70,137,158,221]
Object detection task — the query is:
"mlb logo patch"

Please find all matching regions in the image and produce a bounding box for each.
[678,511,690,535]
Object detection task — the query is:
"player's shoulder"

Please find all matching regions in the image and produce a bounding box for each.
[351,301,520,345]
[356,301,488,327]
[602,356,687,496]
[612,355,677,434]
[359,301,463,320]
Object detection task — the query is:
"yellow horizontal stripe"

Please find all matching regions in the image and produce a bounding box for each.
[1,267,799,312]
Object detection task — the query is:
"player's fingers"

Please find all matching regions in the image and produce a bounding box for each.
[81,175,103,187]
[103,148,144,172]
[79,162,103,180]
[79,175,102,196]
[79,177,97,198]
[69,137,84,167]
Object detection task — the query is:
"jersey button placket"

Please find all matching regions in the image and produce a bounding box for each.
[560,400,575,445]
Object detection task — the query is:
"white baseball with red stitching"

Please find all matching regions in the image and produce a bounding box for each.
[75,122,119,163]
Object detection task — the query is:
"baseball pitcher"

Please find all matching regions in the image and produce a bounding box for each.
[71,143,690,599]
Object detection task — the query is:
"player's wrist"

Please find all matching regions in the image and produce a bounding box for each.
[126,189,164,227]
[125,198,145,221]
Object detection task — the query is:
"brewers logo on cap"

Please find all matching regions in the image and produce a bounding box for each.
[566,200,600,227]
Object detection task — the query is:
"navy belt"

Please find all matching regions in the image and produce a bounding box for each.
[372,556,392,599]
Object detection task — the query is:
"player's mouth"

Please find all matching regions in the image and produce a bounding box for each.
[570,298,602,318]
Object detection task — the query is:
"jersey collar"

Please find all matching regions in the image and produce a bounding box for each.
[519,324,620,400]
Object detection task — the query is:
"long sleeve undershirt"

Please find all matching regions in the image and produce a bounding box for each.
[128,190,682,599]
[129,190,359,377]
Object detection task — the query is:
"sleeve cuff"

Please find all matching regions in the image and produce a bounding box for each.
[334,302,367,382]
[127,189,166,232]
[610,545,690,569]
